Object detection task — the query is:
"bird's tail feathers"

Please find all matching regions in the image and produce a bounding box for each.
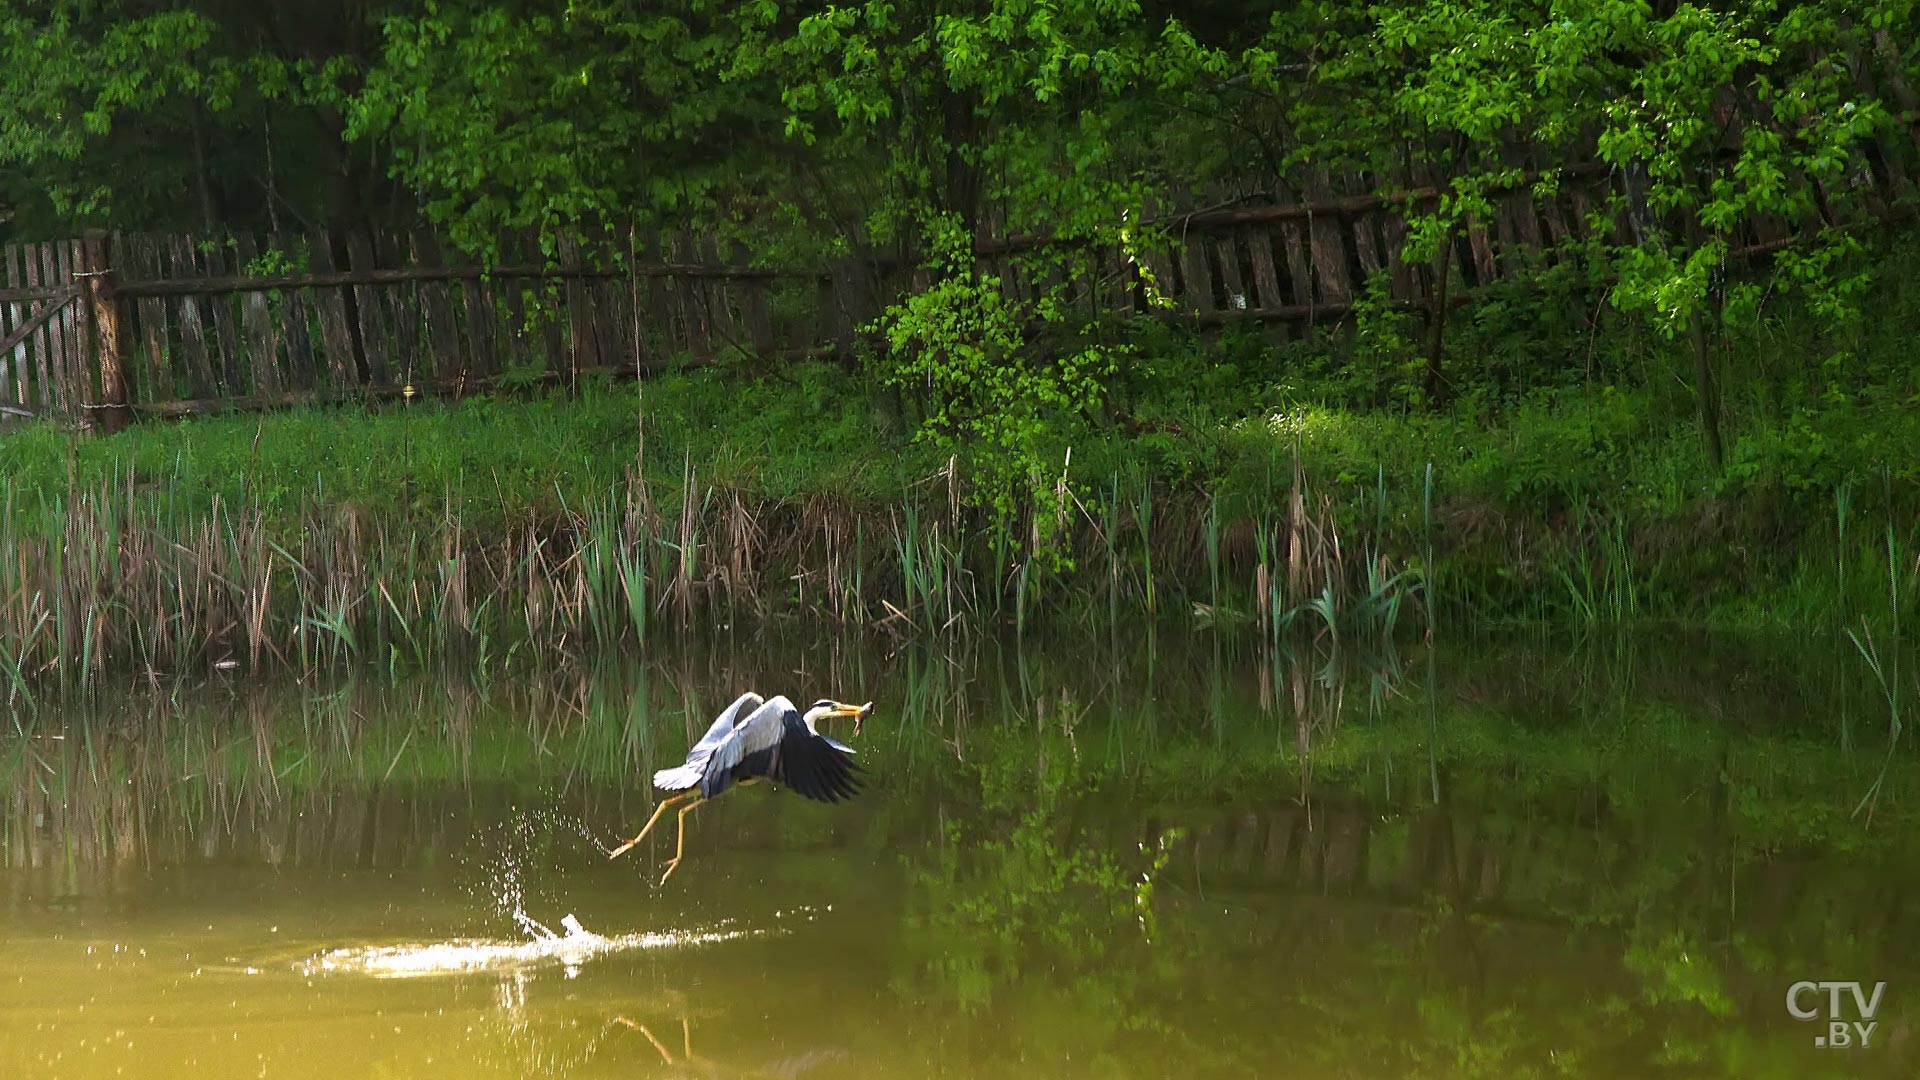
[653,765,701,790]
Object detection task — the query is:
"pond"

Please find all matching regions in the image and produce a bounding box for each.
[3,631,1916,1078]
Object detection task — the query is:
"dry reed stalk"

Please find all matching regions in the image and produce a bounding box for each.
[726,492,762,618]
[676,459,697,626]
[1288,445,1308,599]
[0,462,1419,696]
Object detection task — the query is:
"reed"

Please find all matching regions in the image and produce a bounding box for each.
[1548,500,1640,625]
[0,457,1431,697]
[1204,494,1222,619]
[1134,475,1156,617]
[1104,473,1122,636]
[1847,523,1912,822]
[1422,462,1440,803]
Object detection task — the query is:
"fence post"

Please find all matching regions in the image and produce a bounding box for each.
[80,230,130,433]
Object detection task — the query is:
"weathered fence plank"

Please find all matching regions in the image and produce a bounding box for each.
[305,231,361,390]
[1178,234,1216,314]
[1352,217,1385,289]
[166,236,216,399]
[203,242,245,397]
[737,274,776,356]
[699,236,742,358]
[1382,214,1416,299]
[454,245,498,381]
[231,234,281,397]
[125,234,171,401]
[1466,225,1498,287]
[0,293,75,402]
[674,233,713,360]
[1304,172,1353,306]
[269,233,318,391]
[345,231,392,386]
[3,246,30,407]
[375,230,421,388]
[558,234,599,380]
[1278,221,1313,309]
[494,239,536,376]
[1247,229,1286,313]
[62,239,93,409]
[1214,234,1247,312]
[34,244,66,411]
[410,232,464,384]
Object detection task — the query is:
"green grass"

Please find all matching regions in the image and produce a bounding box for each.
[2,350,1912,536]
[0,338,1911,529]
[0,324,1914,690]
[0,367,935,529]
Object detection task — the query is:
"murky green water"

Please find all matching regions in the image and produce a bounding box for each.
[3,632,1916,1078]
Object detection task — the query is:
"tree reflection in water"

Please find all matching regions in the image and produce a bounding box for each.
[2,631,1917,1078]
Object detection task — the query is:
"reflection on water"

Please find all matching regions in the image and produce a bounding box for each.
[2,630,1917,1078]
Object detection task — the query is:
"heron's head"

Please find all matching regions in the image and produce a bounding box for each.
[804,699,872,733]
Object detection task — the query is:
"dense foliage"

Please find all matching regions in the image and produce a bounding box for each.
[1,0,1916,529]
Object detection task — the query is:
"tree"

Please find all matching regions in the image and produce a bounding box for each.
[0,1,414,239]
[1315,0,1905,467]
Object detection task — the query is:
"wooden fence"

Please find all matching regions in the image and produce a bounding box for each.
[0,152,1912,431]
[3,230,855,430]
[0,235,101,424]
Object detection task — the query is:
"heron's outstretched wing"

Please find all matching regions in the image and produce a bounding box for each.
[772,712,862,804]
[669,695,795,798]
[652,692,763,792]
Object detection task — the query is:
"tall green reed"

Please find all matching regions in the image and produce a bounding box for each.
[0,455,1432,701]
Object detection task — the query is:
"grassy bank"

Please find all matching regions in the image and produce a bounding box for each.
[0,335,1915,691]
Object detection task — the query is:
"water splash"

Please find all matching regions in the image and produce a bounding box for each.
[302,805,757,980]
[299,914,757,979]
[464,805,606,938]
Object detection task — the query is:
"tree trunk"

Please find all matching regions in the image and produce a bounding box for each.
[1424,225,1456,407]
[191,105,216,234]
[940,89,982,240]
[1688,309,1725,472]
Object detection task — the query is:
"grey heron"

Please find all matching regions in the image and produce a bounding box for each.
[608,694,871,883]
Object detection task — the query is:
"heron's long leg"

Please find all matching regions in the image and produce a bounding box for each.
[608,792,697,859]
[656,796,708,884]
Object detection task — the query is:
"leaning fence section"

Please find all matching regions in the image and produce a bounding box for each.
[0,146,1914,428]
[103,230,841,419]
[975,157,1897,330]
[0,237,95,421]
